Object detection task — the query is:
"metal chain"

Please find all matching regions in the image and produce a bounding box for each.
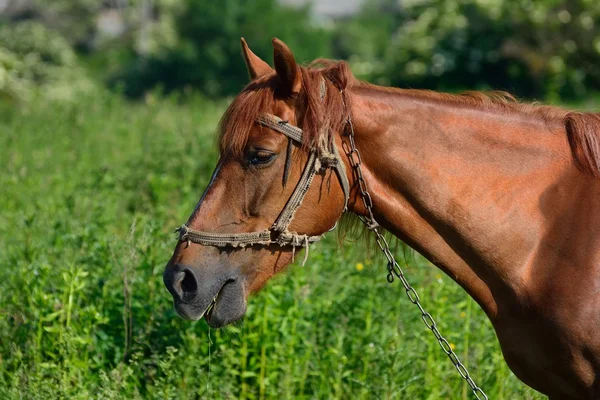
[342,117,488,400]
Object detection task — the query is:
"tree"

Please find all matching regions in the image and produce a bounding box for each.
[335,0,600,99]
[113,0,332,97]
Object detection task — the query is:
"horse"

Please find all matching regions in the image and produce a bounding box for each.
[163,38,600,399]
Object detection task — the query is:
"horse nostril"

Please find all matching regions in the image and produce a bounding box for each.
[168,267,199,301]
[181,269,198,294]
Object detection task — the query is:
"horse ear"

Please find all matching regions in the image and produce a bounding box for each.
[272,38,301,94]
[241,38,272,80]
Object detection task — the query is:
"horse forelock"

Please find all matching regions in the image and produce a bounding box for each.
[218,75,277,158]
[218,60,355,159]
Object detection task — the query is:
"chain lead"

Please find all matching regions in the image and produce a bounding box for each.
[343,115,488,400]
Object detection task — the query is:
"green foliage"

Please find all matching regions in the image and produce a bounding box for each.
[31,0,100,46]
[0,21,94,102]
[338,0,600,99]
[4,0,600,100]
[0,92,561,399]
[112,0,331,97]
[0,4,598,397]
[112,0,599,99]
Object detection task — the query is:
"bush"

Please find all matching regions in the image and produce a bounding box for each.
[0,21,95,102]
[111,0,332,98]
[0,92,545,399]
[335,0,600,99]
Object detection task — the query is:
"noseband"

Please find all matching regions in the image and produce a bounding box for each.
[176,109,350,262]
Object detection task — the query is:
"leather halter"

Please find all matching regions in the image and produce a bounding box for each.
[176,110,350,260]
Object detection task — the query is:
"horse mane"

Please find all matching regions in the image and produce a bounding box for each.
[359,84,568,124]
[565,112,600,177]
[219,58,600,177]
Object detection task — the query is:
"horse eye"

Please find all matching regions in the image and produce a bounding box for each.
[248,150,276,166]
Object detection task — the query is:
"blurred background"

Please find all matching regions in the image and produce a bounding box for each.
[1,1,598,399]
[1,0,600,103]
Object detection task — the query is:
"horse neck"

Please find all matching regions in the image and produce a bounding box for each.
[345,86,575,319]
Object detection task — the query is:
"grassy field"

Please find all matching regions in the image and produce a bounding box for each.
[0,91,566,399]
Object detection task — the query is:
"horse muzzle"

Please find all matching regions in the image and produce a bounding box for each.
[163,263,247,327]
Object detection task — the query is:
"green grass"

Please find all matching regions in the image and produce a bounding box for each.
[0,91,555,399]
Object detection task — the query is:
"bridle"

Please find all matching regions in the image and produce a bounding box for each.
[176,105,350,264]
[174,80,488,399]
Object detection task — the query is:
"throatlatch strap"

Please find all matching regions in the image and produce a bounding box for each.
[325,143,350,211]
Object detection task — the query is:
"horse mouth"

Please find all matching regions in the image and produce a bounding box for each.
[197,292,219,320]
[203,292,219,320]
[204,279,244,328]
[174,282,224,322]
[173,278,246,328]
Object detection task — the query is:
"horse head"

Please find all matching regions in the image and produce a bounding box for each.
[163,38,351,327]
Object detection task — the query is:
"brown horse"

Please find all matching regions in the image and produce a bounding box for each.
[163,38,600,399]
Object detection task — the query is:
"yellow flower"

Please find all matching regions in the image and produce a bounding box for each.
[355,262,364,271]
[450,343,456,350]
[460,312,466,318]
